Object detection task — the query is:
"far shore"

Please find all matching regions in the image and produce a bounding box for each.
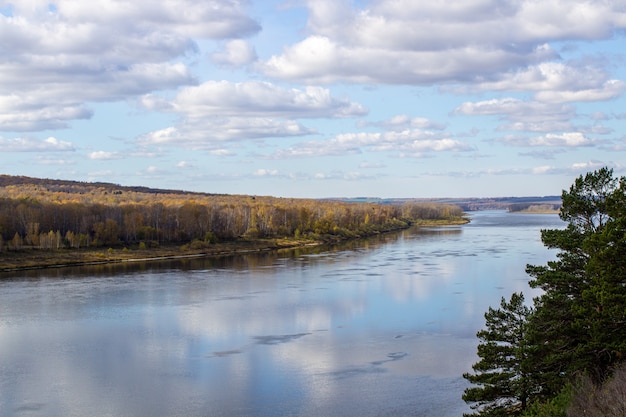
[0,218,469,273]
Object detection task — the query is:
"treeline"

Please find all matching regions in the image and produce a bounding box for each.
[0,178,465,252]
[463,167,626,416]
[508,202,561,213]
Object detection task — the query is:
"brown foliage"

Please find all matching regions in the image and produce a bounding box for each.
[567,363,626,417]
[0,176,465,250]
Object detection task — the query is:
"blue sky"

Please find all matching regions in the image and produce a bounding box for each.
[1,0,625,198]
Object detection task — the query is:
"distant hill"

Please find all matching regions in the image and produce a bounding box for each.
[0,174,224,197]
[335,196,562,212]
[0,174,561,211]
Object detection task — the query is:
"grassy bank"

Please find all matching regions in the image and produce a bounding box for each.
[0,238,313,272]
[0,218,468,272]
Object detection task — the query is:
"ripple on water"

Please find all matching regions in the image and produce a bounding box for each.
[253,333,312,345]
[209,350,242,358]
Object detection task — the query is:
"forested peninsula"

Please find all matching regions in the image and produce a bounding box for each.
[0,175,467,271]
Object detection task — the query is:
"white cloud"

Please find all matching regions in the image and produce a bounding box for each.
[137,118,312,149]
[88,151,122,160]
[256,0,626,85]
[0,0,260,131]
[257,36,555,85]
[455,86,623,136]
[591,112,609,121]
[578,124,614,135]
[367,115,447,130]
[0,62,196,131]
[35,155,76,165]
[11,0,260,43]
[498,121,575,133]
[137,81,367,147]
[436,161,623,180]
[0,0,624,198]
[520,161,622,176]
[308,169,377,181]
[531,165,555,175]
[310,0,624,46]
[211,39,258,67]
[455,98,571,118]
[359,161,385,169]
[495,132,597,147]
[176,161,194,168]
[272,128,473,159]
[0,136,75,152]
[0,96,93,131]
[209,149,236,157]
[253,168,280,177]
[530,132,597,147]
[535,79,625,103]
[156,81,367,119]
[519,149,563,160]
[455,97,577,132]
[569,160,610,172]
[448,61,625,102]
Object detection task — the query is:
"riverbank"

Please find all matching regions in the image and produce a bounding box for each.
[0,218,469,272]
[0,238,318,272]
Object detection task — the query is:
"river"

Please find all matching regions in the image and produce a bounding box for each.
[0,211,563,417]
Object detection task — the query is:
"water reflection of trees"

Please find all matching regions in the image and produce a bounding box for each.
[1,225,465,281]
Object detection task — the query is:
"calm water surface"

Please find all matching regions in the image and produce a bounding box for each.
[0,211,563,416]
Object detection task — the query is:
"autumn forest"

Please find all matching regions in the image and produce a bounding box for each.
[0,175,465,256]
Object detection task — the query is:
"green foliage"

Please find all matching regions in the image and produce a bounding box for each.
[203,231,217,243]
[520,385,572,417]
[463,293,533,416]
[559,167,616,233]
[527,167,626,390]
[188,239,211,250]
[466,167,626,415]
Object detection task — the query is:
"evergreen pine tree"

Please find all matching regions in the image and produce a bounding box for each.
[463,292,533,416]
[579,176,626,381]
[526,167,626,396]
[465,167,626,413]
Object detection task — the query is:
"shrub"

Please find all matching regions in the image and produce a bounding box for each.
[567,363,626,417]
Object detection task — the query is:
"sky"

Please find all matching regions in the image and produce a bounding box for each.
[1,0,626,199]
